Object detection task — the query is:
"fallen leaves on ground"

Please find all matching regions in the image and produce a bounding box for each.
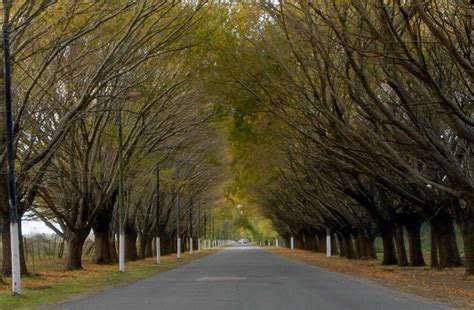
[269,248,474,309]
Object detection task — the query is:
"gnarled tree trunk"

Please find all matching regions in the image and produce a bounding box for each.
[344,234,357,259]
[364,235,377,259]
[394,225,408,266]
[430,226,438,268]
[125,219,138,261]
[380,224,398,265]
[405,221,425,266]
[146,237,153,257]
[93,210,113,264]
[331,233,339,255]
[138,233,147,259]
[337,234,347,258]
[65,233,87,270]
[432,217,462,268]
[459,209,474,274]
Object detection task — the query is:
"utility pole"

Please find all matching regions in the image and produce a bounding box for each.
[2,0,21,295]
[155,165,160,264]
[176,188,181,258]
[117,104,125,273]
[189,198,193,254]
[203,212,207,249]
[197,200,201,251]
[326,229,331,257]
[116,91,141,272]
[212,217,215,247]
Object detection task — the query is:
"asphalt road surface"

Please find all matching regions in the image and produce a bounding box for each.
[61,246,449,310]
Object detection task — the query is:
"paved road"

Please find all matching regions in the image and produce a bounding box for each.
[62,246,449,310]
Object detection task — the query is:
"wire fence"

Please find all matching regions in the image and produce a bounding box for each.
[0,234,95,271]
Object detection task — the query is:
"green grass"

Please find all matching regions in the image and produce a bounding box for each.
[0,251,213,309]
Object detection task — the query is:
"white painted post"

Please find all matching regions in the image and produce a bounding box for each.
[276,239,279,248]
[119,233,125,272]
[156,237,161,264]
[290,237,294,250]
[190,237,193,254]
[10,222,21,294]
[177,237,181,258]
[326,229,331,257]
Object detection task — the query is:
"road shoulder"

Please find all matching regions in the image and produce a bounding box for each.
[268,247,473,309]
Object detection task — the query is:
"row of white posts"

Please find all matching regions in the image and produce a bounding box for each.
[258,229,333,257]
[158,237,232,264]
[156,232,333,269]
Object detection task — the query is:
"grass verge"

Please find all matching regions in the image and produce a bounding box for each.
[268,247,474,309]
[0,250,217,309]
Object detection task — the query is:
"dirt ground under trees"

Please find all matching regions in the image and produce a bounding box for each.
[270,248,474,309]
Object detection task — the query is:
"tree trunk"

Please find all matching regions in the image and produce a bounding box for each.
[344,235,357,259]
[92,211,112,264]
[354,233,363,258]
[312,236,320,252]
[109,233,118,263]
[450,231,463,266]
[432,218,462,268]
[394,225,408,266]
[364,236,377,259]
[331,234,339,255]
[146,237,153,258]
[125,233,138,261]
[405,221,425,266]
[66,235,87,270]
[162,236,173,255]
[430,226,438,268]
[138,234,147,260]
[337,234,347,258]
[318,233,326,253]
[93,230,111,264]
[380,224,398,265]
[459,208,474,274]
[319,235,325,252]
[124,214,138,261]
